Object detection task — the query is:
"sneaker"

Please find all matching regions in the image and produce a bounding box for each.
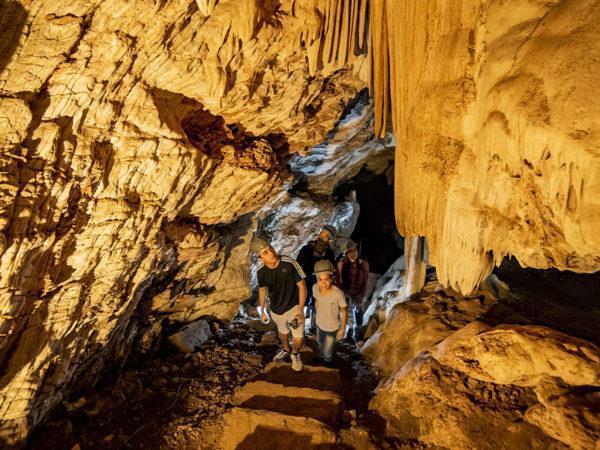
[290,352,303,372]
[273,348,290,362]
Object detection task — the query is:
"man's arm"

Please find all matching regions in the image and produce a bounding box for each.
[358,260,370,299]
[335,260,344,289]
[258,286,268,323]
[296,279,307,319]
[337,307,348,340]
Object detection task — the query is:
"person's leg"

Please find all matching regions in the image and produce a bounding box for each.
[271,311,291,360]
[321,329,336,363]
[316,326,325,359]
[291,334,303,353]
[345,297,355,340]
[353,305,364,341]
[288,308,305,371]
[279,332,291,352]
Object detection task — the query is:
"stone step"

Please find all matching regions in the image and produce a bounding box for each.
[233,380,343,426]
[262,362,343,395]
[218,407,337,450]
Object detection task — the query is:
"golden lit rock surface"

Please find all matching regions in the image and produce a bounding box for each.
[366,280,600,449]
[0,0,367,443]
[371,0,600,293]
[2,0,600,446]
[361,282,498,378]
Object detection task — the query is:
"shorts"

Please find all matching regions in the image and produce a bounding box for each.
[271,306,305,339]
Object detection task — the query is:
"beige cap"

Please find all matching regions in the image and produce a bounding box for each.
[314,259,334,275]
[250,235,270,255]
[344,239,357,251]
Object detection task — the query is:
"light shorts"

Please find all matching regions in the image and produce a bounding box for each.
[270,306,304,339]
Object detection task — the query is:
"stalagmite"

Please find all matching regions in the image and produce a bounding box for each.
[403,236,427,298]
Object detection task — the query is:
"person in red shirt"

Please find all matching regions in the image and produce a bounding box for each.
[336,240,369,342]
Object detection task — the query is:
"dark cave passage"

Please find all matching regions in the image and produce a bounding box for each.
[335,169,403,275]
[488,258,600,345]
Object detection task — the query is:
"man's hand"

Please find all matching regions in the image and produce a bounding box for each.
[295,310,305,322]
[260,311,268,323]
[336,328,345,341]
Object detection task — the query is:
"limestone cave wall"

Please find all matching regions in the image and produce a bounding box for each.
[2,0,600,446]
[371,0,600,293]
[0,0,368,443]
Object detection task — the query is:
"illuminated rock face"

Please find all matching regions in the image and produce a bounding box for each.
[0,0,367,443]
[365,281,600,449]
[371,0,600,293]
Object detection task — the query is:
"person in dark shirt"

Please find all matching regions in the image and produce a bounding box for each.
[336,239,369,342]
[296,225,336,333]
[251,235,307,372]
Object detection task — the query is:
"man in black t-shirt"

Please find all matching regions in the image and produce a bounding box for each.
[251,235,307,372]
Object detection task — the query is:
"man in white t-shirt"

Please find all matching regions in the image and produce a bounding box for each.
[312,260,348,365]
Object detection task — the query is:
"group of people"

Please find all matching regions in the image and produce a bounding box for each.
[250,225,369,372]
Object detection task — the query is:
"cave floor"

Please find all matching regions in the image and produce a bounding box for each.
[27,320,402,450]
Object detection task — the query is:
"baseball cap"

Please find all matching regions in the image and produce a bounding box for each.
[250,235,270,255]
[314,259,334,275]
[344,239,357,251]
[320,225,336,240]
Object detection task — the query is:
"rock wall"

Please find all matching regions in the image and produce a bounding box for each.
[371,0,600,293]
[0,0,368,443]
[364,279,600,449]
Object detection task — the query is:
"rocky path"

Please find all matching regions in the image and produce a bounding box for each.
[216,361,344,448]
[27,320,401,449]
[204,338,410,450]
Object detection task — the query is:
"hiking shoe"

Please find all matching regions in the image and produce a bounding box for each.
[290,352,303,372]
[273,348,290,362]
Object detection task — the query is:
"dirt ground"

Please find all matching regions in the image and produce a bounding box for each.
[27,319,382,450]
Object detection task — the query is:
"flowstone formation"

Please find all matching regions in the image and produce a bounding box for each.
[371,0,600,293]
[0,0,368,443]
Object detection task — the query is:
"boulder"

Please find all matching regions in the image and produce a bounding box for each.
[370,356,563,450]
[168,320,212,354]
[432,322,600,387]
[362,282,498,377]
[362,254,405,326]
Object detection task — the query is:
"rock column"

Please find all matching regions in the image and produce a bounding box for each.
[404,236,426,298]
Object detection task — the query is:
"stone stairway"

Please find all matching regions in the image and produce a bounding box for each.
[217,360,347,449]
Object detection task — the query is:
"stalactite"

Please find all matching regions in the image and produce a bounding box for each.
[370,0,600,293]
[305,0,369,77]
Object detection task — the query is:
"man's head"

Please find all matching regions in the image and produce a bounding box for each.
[251,235,278,266]
[314,260,334,291]
[319,225,335,244]
[345,240,359,262]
